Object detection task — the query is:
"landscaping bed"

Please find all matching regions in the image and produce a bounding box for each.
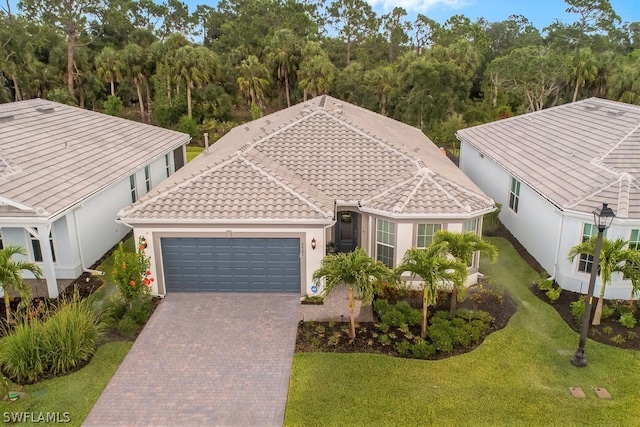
[296,282,517,359]
[530,284,640,350]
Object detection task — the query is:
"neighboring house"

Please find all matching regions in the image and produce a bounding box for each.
[0,99,190,298]
[118,95,495,296]
[458,98,640,299]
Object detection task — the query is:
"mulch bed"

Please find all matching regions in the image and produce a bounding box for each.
[295,285,517,359]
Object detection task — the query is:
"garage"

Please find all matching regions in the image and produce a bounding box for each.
[160,237,301,293]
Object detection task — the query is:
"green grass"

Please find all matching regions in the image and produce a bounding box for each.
[186,145,204,162]
[0,341,132,426]
[285,237,640,426]
[88,236,134,311]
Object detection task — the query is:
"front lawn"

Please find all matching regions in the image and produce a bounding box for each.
[0,342,131,426]
[285,237,640,426]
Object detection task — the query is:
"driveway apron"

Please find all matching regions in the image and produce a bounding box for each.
[84,293,300,427]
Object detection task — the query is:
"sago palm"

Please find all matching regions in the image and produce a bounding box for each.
[395,244,468,338]
[568,237,640,325]
[432,230,498,312]
[312,247,391,339]
[0,245,42,323]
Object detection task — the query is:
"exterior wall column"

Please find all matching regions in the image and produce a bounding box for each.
[36,224,58,298]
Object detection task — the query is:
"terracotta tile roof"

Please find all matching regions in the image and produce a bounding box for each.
[0,99,189,219]
[458,98,640,218]
[121,96,494,223]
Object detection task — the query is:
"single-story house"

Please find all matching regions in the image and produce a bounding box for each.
[0,99,189,297]
[118,95,495,296]
[458,97,640,299]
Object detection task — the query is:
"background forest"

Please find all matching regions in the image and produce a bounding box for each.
[1,0,639,149]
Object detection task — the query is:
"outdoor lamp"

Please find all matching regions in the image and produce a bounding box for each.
[571,203,615,367]
[140,237,148,249]
[311,238,317,250]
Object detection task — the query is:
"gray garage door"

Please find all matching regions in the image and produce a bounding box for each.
[161,237,301,292]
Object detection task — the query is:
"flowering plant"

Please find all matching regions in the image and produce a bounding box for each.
[112,237,153,305]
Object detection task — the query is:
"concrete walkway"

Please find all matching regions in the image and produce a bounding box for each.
[299,286,374,322]
[84,293,300,427]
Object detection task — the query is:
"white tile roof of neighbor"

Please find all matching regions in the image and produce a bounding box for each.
[121,95,494,223]
[457,98,640,219]
[0,99,190,220]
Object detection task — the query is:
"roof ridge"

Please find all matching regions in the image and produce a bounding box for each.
[240,156,332,218]
[430,173,495,206]
[318,109,422,170]
[565,179,620,210]
[397,170,428,213]
[617,174,631,218]
[123,155,237,217]
[424,173,472,213]
[596,120,640,163]
[361,175,421,208]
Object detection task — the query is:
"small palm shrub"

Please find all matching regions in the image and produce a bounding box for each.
[545,287,561,302]
[601,304,616,320]
[537,279,553,291]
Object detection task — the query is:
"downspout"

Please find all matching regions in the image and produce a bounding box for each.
[73,209,105,276]
[550,209,566,282]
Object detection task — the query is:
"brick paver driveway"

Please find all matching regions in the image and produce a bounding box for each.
[84,293,300,426]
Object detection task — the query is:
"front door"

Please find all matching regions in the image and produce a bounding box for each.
[336,211,359,253]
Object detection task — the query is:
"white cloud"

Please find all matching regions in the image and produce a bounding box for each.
[366,0,472,14]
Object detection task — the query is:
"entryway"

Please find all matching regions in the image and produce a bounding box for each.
[335,210,359,253]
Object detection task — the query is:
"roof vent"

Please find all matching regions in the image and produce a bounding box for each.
[0,115,14,123]
[333,109,343,115]
[584,104,602,110]
[259,127,266,133]
[300,108,310,115]
[265,119,270,125]
[606,109,625,117]
[319,95,327,108]
[36,106,54,113]
[244,126,250,131]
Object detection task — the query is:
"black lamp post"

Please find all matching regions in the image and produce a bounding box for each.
[571,203,616,367]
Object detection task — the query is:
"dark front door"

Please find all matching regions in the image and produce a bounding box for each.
[336,211,359,253]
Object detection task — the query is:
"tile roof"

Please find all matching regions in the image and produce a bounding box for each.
[0,99,189,220]
[457,98,640,218]
[121,96,494,223]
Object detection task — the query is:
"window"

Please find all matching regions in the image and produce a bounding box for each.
[31,231,56,263]
[578,223,598,273]
[417,224,442,248]
[376,219,395,267]
[509,177,521,213]
[165,154,171,178]
[130,175,137,203]
[463,218,478,234]
[144,166,152,192]
[630,230,640,250]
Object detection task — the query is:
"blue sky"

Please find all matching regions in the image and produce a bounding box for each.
[364,0,640,29]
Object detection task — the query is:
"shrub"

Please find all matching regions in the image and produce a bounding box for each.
[410,338,436,359]
[0,319,47,384]
[177,115,201,139]
[378,334,390,345]
[545,287,561,302]
[112,239,153,305]
[611,334,626,344]
[394,340,412,355]
[601,304,616,320]
[377,300,421,327]
[570,298,586,321]
[619,312,637,329]
[44,296,103,377]
[103,95,124,116]
[428,320,454,352]
[117,315,139,338]
[537,279,553,291]
[602,326,614,335]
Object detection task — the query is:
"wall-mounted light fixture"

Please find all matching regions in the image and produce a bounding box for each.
[311,238,317,250]
[140,236,148,249]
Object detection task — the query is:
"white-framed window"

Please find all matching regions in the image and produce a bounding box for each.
[509,177,521,213]
[130,175,137,203]
[630,229,640,250]
[165,154,171,178]
[144,166,152,192]
[463,218,478,234]
[376,219,395,267]
[417,224,442,248]
[30,231,56,263]
[578,223,598,273]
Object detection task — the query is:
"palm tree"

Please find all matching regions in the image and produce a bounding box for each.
[122,43,147,122]
[237,55,270,110]
[432,230,498,312]
[568,237,640,325]
[312,248,391,339]
[298,42,336,101]
[364,64,395,115]
[174,45,220,118]
[571,47,598,102]
[396,244,468,338]
[94,46,124,96]
[267,29,300,108]
[0,245,42,323]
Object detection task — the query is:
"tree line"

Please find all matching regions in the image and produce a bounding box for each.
[1,0,639,148]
